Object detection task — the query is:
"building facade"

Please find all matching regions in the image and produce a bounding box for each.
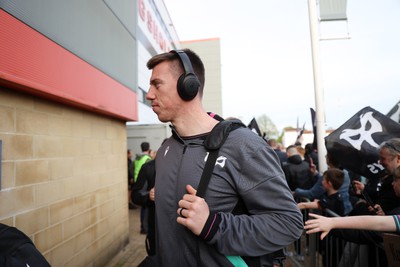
[0,1,180,266]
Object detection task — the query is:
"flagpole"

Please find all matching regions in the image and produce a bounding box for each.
[308,0,328,172]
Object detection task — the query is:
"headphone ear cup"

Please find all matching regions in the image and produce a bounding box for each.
[177,73,200,101]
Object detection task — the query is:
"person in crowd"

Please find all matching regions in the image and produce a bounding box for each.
[304,143,318,171]
[127,149,136,210]
[297,168,346,216]
[294,152,353,215]
[298,168,347,266]
[134,142,152,182]
[282,145,316,192]
[352,138,400,215]
[293,160,322,200]
[277,142,286,153]
[145,49,303,266]
[280,143,315,261]
[267,138,288,166]
[134,142,152,234]
[308,141,400,267]
[132,150,157,256]
[305,165,400,239]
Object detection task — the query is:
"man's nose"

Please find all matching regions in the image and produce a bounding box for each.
[146,87,154,100]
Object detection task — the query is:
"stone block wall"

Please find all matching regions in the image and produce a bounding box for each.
[0,88,129,266]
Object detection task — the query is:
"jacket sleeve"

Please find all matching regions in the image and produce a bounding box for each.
[294,174,324,200]
[206,142,304,256]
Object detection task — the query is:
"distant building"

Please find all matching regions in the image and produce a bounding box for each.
[181,38,223,116]
[282,127,334,149]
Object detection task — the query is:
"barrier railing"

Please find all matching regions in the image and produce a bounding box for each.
[286,197,387,267]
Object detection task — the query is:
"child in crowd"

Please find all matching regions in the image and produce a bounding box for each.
[298,168,345,216]
[305,165,400,239]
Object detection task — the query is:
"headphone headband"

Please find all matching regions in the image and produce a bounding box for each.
[171,50,195,76]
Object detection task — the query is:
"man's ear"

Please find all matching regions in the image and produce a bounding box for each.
[395,153,400,164]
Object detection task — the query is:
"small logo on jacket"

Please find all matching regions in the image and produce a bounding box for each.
[204,152,227,168]
[164,146,169,157]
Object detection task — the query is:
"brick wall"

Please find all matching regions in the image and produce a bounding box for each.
[0,88,129,266]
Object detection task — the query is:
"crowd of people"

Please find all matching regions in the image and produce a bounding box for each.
[277,137,400,266]
[126,48,399,267]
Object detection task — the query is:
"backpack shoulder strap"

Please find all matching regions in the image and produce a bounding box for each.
[203,119,245,151]
[196,120,245,197]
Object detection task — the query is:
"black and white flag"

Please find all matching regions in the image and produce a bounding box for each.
[310,108,317,149]
[247,118,262,137]
[325,106,400,179]
[387,100,400,124]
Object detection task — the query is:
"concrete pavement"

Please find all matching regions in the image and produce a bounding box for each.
[105,208,147,267]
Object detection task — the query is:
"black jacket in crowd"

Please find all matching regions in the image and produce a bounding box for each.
[132,159,156,256]
[282,155,316,191]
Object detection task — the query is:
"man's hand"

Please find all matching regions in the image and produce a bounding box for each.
[177,185,210,236]
[352,180,364,195]
[368,204,385,216]
[149,187,155,201]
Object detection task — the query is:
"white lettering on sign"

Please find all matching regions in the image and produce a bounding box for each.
[138,0,171,53]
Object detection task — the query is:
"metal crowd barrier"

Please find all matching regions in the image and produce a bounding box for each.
[286,197,386,267]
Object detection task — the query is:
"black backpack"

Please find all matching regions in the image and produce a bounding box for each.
[0,223,51,267]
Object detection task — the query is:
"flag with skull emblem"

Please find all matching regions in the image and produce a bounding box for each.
[387,100,400,124]
[325,106,400,180]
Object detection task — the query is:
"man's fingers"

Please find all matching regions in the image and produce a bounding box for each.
[186,184,197,195]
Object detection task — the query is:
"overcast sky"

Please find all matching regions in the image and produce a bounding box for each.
[163,0,400,132]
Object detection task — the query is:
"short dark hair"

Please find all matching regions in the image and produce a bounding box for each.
[380,138,400,158]
[305,143,314,153]
[141,142,150,152]
[267,138,277,147]
[147,49,205,95]
[326,152,342,169]
[323,168,344,190]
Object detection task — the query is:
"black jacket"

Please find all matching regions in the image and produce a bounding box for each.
[132,160,156,256]
[132,160,155,207]
[282,155,316,191]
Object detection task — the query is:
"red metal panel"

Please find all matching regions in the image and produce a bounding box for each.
[0,10,138,121]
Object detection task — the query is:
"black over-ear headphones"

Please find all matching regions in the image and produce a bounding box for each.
[170,50,201,101]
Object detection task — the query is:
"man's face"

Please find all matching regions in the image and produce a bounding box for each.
[379,148,400,175]
[146,61,182,123]
[321,176,329,191]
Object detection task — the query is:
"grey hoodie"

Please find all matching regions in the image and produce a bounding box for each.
[154,125,303,266]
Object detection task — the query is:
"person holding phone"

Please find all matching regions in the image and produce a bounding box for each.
[351,138,400,215]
